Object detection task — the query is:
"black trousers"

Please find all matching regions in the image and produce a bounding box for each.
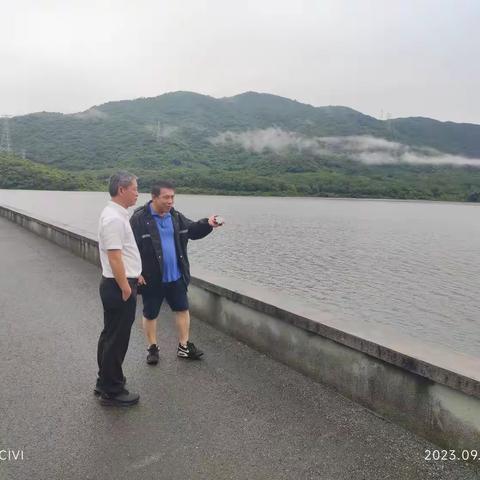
[97,277,137,395]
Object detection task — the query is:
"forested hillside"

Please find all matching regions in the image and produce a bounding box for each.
[3,91,480,201]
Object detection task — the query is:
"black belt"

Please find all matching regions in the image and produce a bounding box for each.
[102,276,138,285]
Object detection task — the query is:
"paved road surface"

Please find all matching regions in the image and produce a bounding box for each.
[0,217,478,480]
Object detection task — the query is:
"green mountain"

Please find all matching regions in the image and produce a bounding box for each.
[3,91,480,200]
[0,153,103,191]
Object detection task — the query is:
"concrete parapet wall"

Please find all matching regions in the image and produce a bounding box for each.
[0,206,101,267]
[188,280,480,451]
[2,204,480,451]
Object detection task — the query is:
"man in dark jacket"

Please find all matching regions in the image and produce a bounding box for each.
[130,180,223,363]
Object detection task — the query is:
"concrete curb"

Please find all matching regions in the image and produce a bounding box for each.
[2,203,480,451]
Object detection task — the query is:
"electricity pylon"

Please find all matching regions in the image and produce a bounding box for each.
[0,116,12,154]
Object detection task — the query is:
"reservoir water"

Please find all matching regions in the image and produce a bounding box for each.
[1,189,479,358]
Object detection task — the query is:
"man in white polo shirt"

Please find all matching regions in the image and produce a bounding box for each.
[95,171,142,407]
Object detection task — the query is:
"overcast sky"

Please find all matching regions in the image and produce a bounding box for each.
[1,0,479,124]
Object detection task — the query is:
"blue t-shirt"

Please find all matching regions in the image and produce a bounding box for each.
[150,204,181,282]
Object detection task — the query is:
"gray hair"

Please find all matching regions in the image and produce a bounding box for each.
[108,171,137,197]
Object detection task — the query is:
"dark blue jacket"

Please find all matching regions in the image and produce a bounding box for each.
[130,201,212,291]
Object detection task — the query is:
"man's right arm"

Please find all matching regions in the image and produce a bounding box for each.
[100,217,131,301]
[107,250,131,301]
[129,213,147,286]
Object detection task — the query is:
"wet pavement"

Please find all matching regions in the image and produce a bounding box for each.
[0,216,479,480]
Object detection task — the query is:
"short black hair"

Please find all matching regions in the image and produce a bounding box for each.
[151,180,175,197]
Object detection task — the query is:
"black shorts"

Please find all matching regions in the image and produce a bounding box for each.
[142,278,189,319]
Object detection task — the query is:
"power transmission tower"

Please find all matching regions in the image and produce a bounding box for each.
[0,116,12,154]
[386,112,396,139]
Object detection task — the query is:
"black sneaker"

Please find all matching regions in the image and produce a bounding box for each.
[99,389,139,407]
[94,376,127,396]
[177,341,204,360]
[146,344,160,365]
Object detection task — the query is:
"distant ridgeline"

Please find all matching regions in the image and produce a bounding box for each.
[2,91,480,200]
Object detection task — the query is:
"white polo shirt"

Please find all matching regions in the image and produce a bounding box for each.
[98,201,142,278]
